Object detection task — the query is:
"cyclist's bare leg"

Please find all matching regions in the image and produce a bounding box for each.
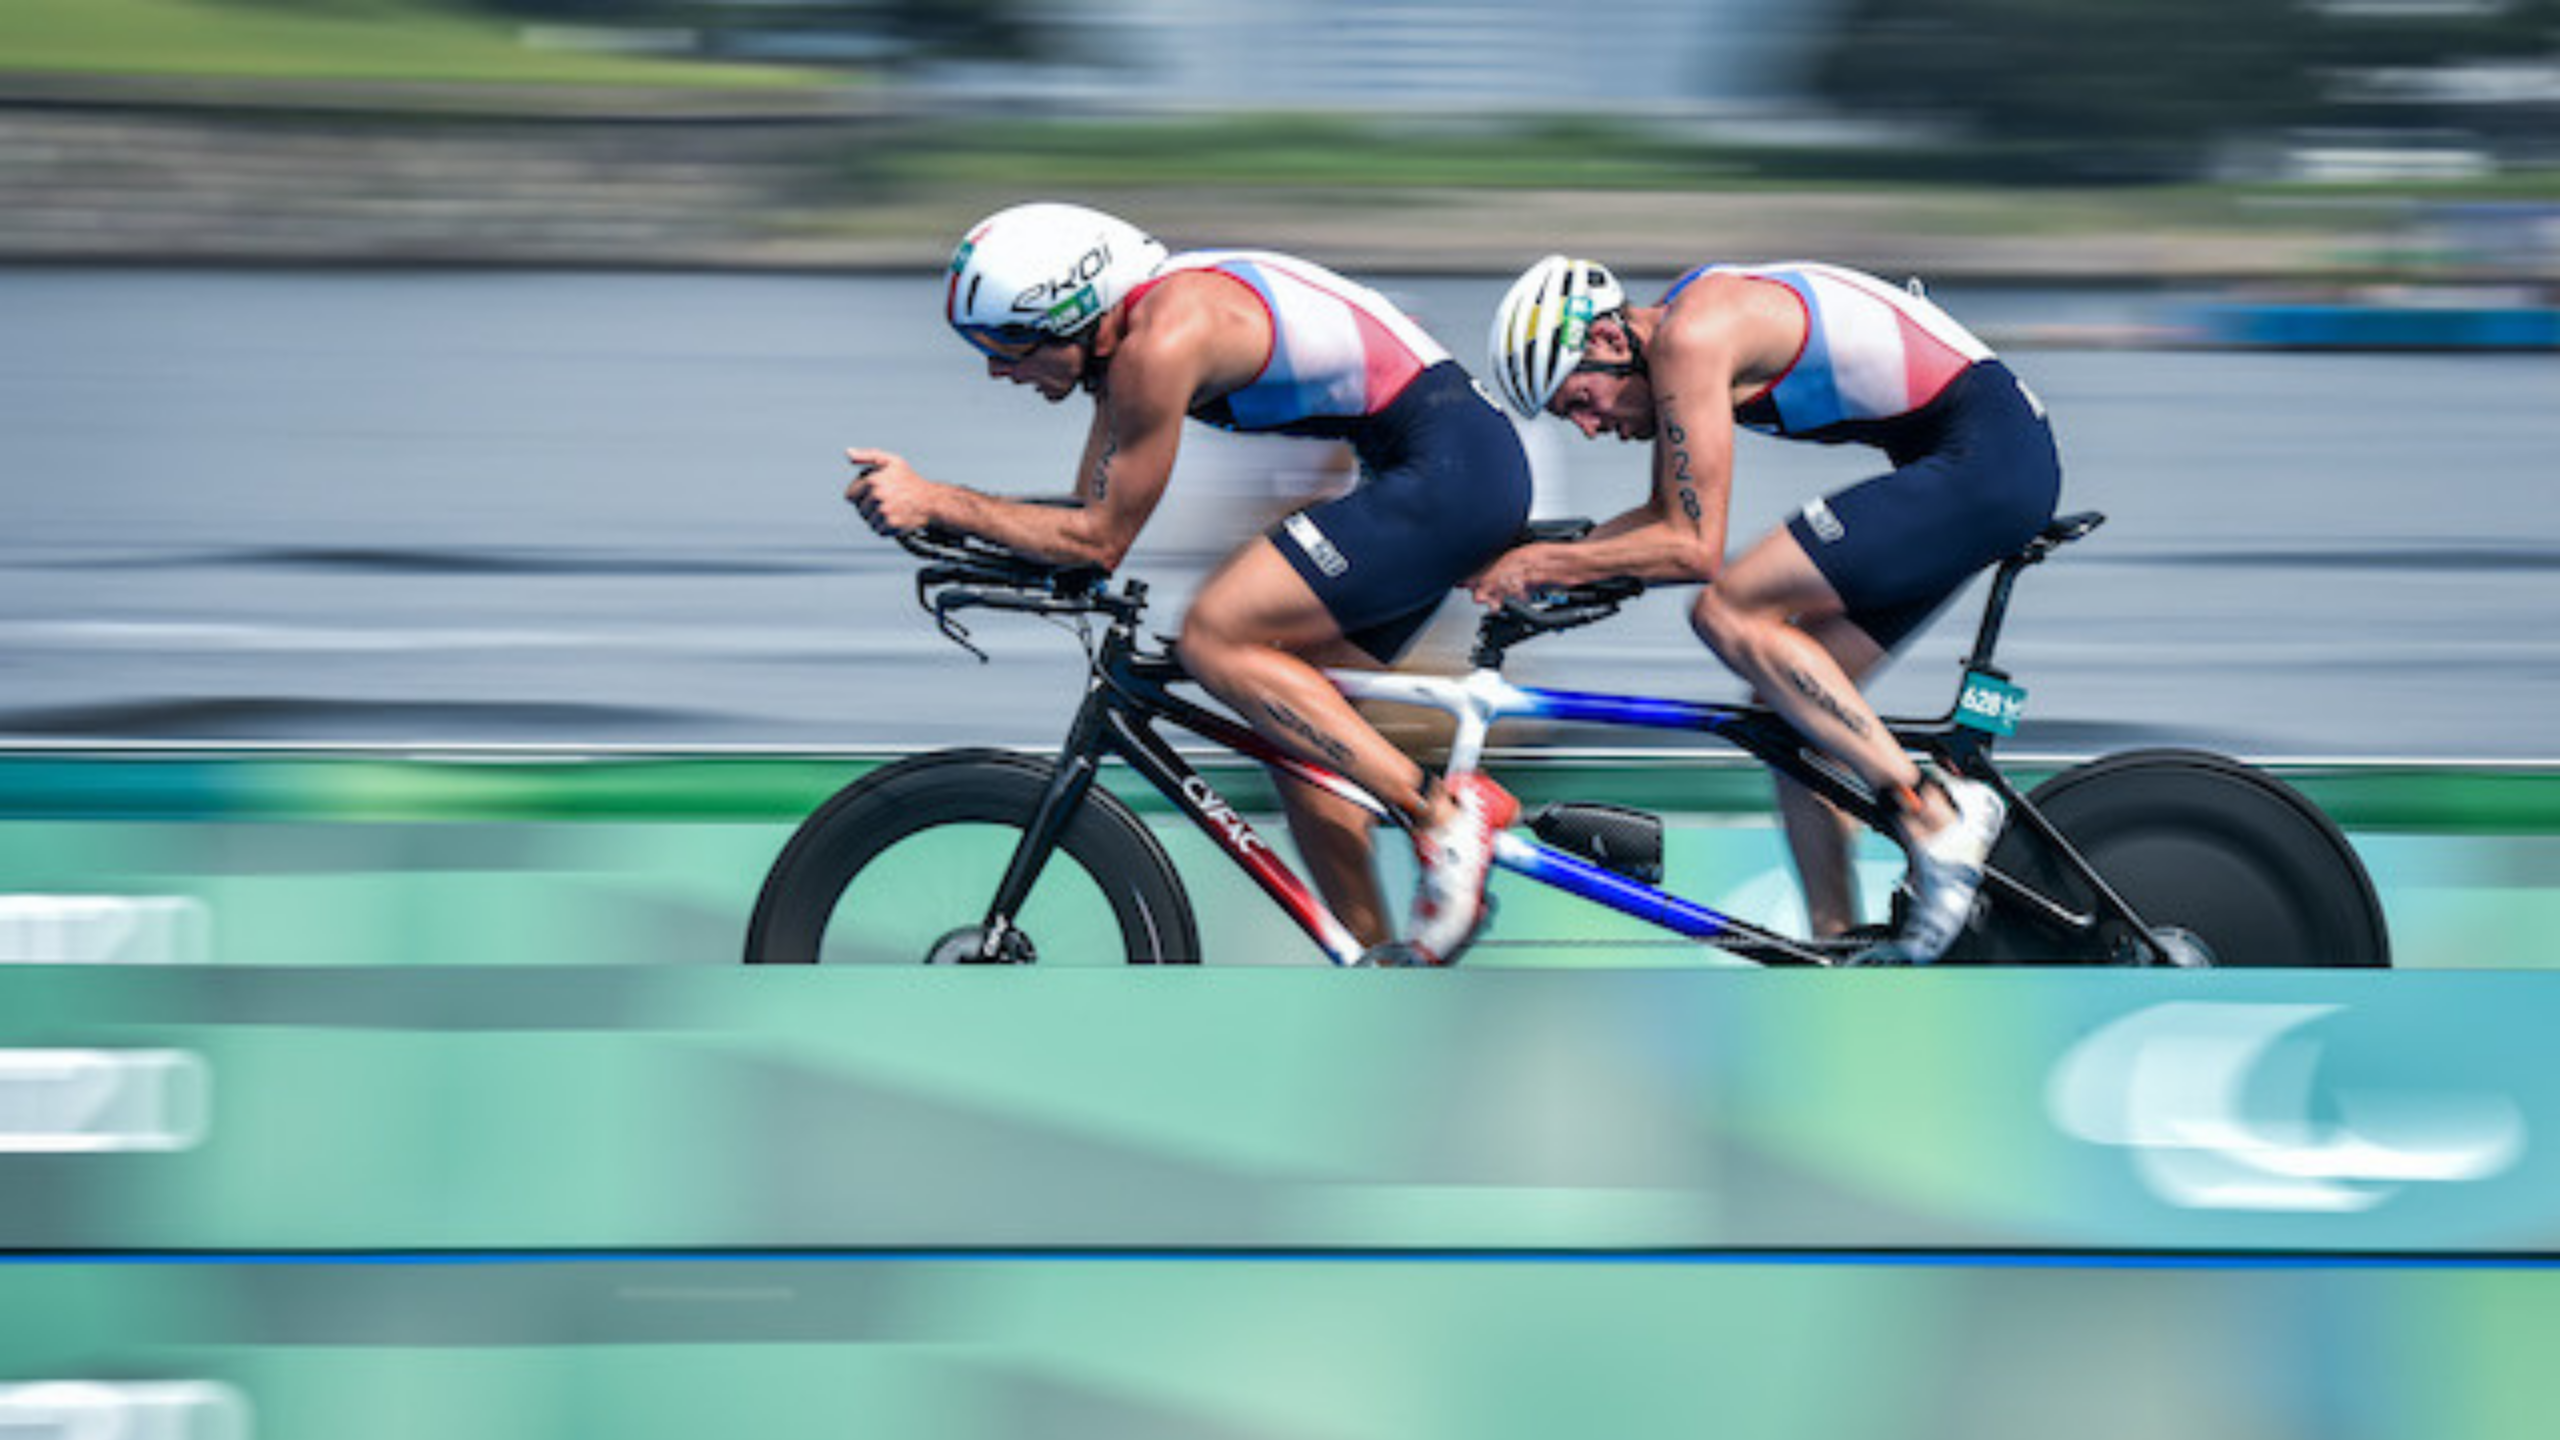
[1178,538,1440,946]
[1223,620,1397,945]
[1765,616,1887,934]
[1692,531,1961,844]
[1775,776,1863,935]
[1271,684,1393,946]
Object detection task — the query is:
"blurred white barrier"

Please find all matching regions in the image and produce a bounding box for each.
[0,1382,249,1440]
[0,896,209,964]
[0,1050,210,1153]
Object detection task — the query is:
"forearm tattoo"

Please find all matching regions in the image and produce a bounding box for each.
[1788,664,1871,740]
[1265,699,1357,770]
[1090,430,1118,501]
[1661,410,1705,522]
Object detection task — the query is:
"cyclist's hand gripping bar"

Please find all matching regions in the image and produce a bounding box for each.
[1469,577,1647,669]
[1468,518,1647,668]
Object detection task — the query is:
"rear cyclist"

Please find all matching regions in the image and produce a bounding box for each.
[847,202,1532,964]
[1482,255,2064,962]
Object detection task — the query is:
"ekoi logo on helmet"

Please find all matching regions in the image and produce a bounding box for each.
[1013,240,1115,330]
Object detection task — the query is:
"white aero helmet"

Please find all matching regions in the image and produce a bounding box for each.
[944,201,1169,358]
[1486,254,1628,418]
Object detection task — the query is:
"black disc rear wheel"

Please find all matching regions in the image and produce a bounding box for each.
[1953,749,2390,967]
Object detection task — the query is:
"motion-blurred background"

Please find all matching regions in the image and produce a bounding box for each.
[4,0,2555,755]
[7,16,2560,1439]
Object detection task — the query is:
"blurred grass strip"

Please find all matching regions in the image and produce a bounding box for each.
[0,0,834,90]
[887,115,1753,193]
[870,116,2554,220]
[3,751,2555,830]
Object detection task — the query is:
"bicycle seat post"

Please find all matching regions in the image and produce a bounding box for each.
[1962,554,2030,677]
[1960,512,2103,676]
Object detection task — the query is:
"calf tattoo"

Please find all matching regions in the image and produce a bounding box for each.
[1787,665,1871,739]
[1265,698,1357,770]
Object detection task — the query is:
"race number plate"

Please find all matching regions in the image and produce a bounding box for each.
[1956,671,2027,735]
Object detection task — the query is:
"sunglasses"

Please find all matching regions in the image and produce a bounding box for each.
[954,321,1054,361]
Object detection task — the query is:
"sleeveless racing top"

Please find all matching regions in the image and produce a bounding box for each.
[1661,262,1995,446]
[1126,250,1449,438]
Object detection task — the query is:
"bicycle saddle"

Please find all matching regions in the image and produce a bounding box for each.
[2017,511,2105,565]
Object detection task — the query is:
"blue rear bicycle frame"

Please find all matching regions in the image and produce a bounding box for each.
[1495,689,1798,943]
[1090,645,1843,965]
[1320,667,1887,966]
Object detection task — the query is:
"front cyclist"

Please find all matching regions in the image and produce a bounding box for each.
[848,202,1532,964]
[1480,255,2063,963]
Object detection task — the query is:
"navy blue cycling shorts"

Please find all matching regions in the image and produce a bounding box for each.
[1269,362,1534,662]
[1783,359,2062,652]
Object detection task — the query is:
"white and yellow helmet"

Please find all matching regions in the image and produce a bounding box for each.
[1486,255,1628,418]
[944,201,1168,358]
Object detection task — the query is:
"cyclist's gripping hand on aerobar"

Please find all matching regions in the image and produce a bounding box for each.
[842,201,1535,964]
[843,448,938,537]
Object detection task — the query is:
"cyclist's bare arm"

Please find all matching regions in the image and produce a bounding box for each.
[1472,466,1724,604]
[1034,333,1198,571]
[842,389,1180,573]
[987,274,1270,569]
[1475,279,1785,603]
[844,275,1258,572]
[840,404,1172,573]
[1474,404,1730,606]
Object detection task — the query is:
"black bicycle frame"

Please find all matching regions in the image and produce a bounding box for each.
[968,510,2168,967]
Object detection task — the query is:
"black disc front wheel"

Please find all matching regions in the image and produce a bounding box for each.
[1954,748,2390,967]
[745,749,1201,965]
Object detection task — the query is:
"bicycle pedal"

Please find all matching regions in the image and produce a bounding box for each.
[1528,802,1664,884]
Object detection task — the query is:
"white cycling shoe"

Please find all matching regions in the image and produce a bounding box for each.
[1405,773,1518,966]
[1853,773,2006,966]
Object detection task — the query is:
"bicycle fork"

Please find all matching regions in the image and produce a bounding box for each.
[966,675,1122,963]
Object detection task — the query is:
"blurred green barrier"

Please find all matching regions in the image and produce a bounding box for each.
[8,747,2556,828]
[0,746,1940,826]
[0,966,2552,1255]
[3,748,2557,969]
[2,1254,2555,1440]
[7,751,2557,1440]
